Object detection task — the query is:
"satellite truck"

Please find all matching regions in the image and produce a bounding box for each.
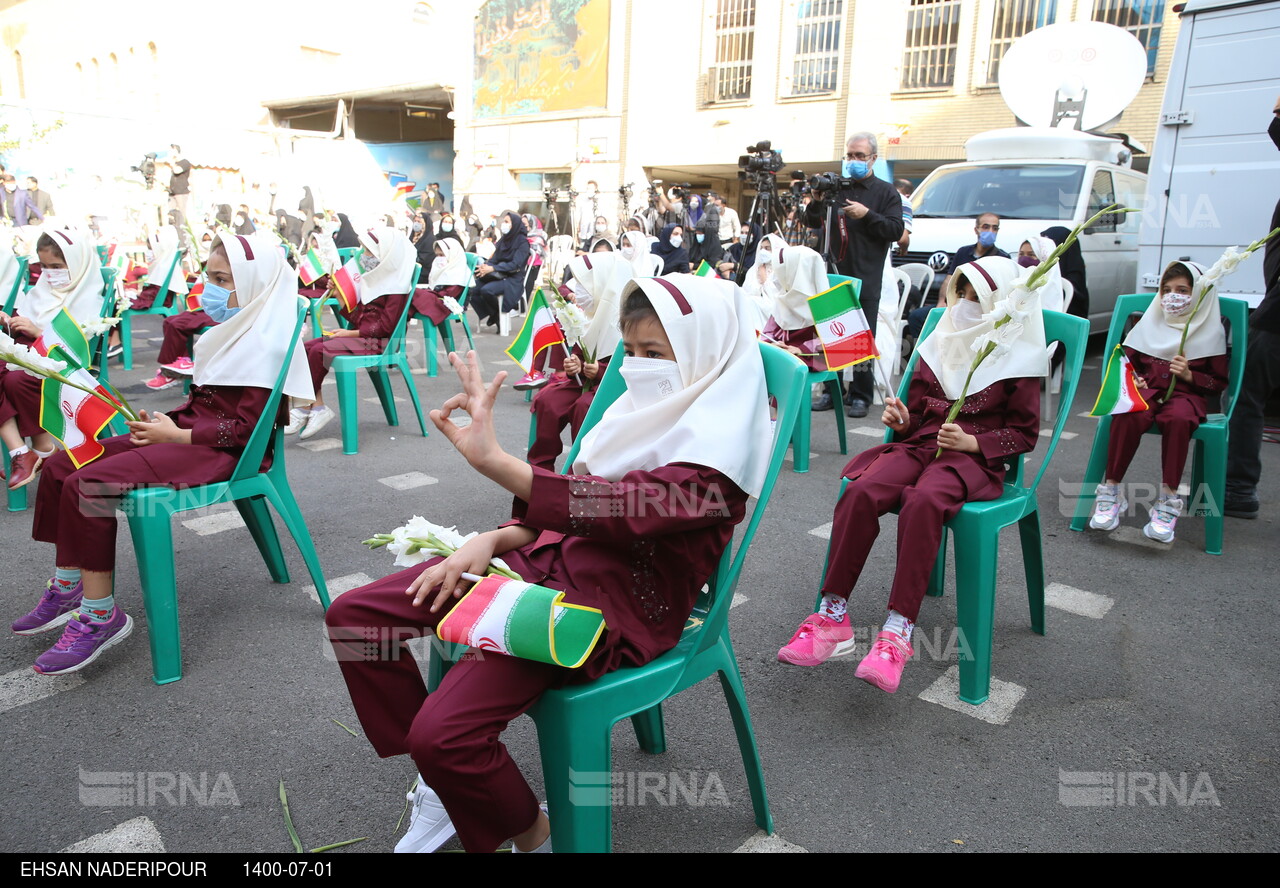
[898,21,1150,334]
[1138,0,1280,308]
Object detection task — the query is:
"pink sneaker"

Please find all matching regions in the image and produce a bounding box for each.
[512,370,549,391]
[144,371,180,391]
[160,356,195,376]
[777,613,856,667]
[854,631,913,693]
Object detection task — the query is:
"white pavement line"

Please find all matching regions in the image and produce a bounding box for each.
[851,427,885,438]
[297,438,342,452]
[378,472,439,491]
[1076,411,1097,419]
[734,830,807,853]
[731,593,748,609]
[1044,583,1115,620]
[306,572,375,605]
[1082,363,1099,370]
[363,395,407,404]
[1039,429,1078,440]
[808,522,832,540]
[180,511,246,536]
[0,667,85,716]
[917,666,1026,726]
[782,451,818,463]
[1112,525,1173,551]
[62,816,166,853]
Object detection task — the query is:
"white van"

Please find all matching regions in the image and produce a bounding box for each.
[897,127,1147,334]
[1138,0,1280,306]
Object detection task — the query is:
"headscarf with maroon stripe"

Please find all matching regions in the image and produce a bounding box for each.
[17,228,105,329]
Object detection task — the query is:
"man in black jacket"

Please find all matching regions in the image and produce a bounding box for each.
[804,132,904,417]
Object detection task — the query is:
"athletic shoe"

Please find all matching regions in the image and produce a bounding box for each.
[512,370,549,391]
[283,407,311,436]
[11,579,84,635]
[511,805,551,854]
[854,631,913,693]
[777,613,856,667]
[298,405,334,440]
[1143,495,1184,544]
[32,609,134,675]
[1224,495,1259,520]
[1088,483,1126,532]
[107,344,124,359]
[160,356,196,376]
[144,371,180,391]
[395,777,457,853]
[6,450,41,490]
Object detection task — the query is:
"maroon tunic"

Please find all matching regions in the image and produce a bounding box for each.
[303,292,407,391]
[821,361,1041,621]
[411,283,465,326]
[1106,348,1229,488]
[326,462,746,852]
[32,385,274,572]
[761,317,827,373]
[0,317,40,435]
[157,310,216,366]
[129,283,178,312]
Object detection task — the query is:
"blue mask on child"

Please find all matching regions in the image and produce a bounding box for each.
[977,230,997,248]
[843,159,869,179]
[201,281,241,323]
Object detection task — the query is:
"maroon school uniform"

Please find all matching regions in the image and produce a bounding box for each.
[326,462,747,852]
[129,283,179,312]
[1105,347,1228,489]
[0,316,38,435]
[761,317,826,373]
[156,310,217,366]
[527,352,611,470]
[303,292,407,391]
[821,360,1040,622]
[32,386,276,572]
[298,273,331,302]
[411,283,465,326]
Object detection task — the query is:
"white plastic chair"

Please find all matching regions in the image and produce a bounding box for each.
[873,265,909,404]
[648,254,664,276]
[546,234,576,285]
[898,262,935,313]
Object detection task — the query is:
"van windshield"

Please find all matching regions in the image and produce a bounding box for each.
[912,164,1085,221]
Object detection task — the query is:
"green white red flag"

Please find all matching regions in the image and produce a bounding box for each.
[330,258,364,312]
[1089,344,1150,416]
[32,309,124,469]
[298,249,326,286]
[807,279,878,371]
[694,261,714,277]
[505,290,565,373]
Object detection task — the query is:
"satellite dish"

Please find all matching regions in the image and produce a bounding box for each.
[998,21,1147,131]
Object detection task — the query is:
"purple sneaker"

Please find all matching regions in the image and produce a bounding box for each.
[33,609,134,675]
[11,580,84,636]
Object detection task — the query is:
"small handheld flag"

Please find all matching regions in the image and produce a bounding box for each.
[807,279,878,372]
[694,260,714,278]
[298,249,327,286]
[505,289,565,373]
[32,309,124,469]
[330,258,364,312]
[184,280,204,312]
[1090,344,1150,416]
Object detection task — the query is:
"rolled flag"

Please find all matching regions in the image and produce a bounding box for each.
[297,248,327,286]
[436,575,606,669]
[694,260,714,277]
[807,278,878,371]
[184,280,204,312]
[33,309,124,468]
[1090,344,1150,416]
[505,289,565,373]
[330,257,364,313]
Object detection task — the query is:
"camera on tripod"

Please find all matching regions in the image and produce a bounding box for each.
[131,152,158,189]
[738,141,785,176]
[808,171,855,195]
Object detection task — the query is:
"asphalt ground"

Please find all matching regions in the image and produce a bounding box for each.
[1,312,1277,854]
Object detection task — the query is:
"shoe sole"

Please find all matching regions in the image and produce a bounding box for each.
[1225,508,1258,520]
[854,663,900,693]
[33,615,134,675]
[1142,525,1174,544]
[777,636,857,667]
[394,821,458,853]
[1089,516,1120,532]
[162,366,195,376]
[12,609,79,636]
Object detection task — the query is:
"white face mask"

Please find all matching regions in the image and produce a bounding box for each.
[431,256,447,275]
[1162,291,1194,318]
[594,223,606,233]
[949,298,985,331]
[44,267,72,289]
[570,280,593,313]
[499,223,512,235]
[620,356,685,409]
[669,236,683,249]
[757,250,773,265]
[621,246,636,260]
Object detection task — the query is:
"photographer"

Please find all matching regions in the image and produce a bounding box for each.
[655,186,720,246]
[804,132,904,417]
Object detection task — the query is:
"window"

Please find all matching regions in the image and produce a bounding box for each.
[1092,0,1164,78]
[13,51,24,99]
[712,0,755,102]
[986,0,1057,84]
[1086,170,1117,233]
[789,0,843,96]
[900,0,962,90]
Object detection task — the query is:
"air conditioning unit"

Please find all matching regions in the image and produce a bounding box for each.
[699,68,716,107]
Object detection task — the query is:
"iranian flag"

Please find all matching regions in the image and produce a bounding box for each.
[505,290,564,373]
[694,260,714,277]
[807,279,878,371]
[298,249,326,286]
[1089,345,1150,416]
[330,258,364,312]
[184,280,204,312]
[32,310,124,469]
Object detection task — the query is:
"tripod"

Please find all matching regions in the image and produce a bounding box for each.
[734,176,788,285]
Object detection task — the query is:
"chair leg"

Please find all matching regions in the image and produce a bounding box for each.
[791,391,812,474]
[334,369,360,455]
[827,379,847,455]
[1196,436,1225,556]
[368,368,400,426]
[441,321,457,356]
[127,509,183,685]
[4,449,27,512]
[534,703,614,853]
[121,312,134,370]
[233,496,290,584]
[459,318,476,352]
[630,704,667,755]
[1070,416,1113,532]
[951,528,998,706]
[423,322,439,378]
[262,480,330,607]
[926,528,947,597]
[1018,509,1046,635]
[396,358,428,437]
[715,640,774,835]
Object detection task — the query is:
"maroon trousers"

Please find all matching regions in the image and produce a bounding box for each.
[130,284,177,312]
[1105,395,1204,489]
[304,336,388,393]
[527,376,594,470]
[821,443,1001,622]
[0,367,42,438]
[157,311,215,365]
[411,285,464,326]
[325,564,556,853]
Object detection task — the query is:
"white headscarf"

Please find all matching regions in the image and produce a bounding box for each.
[770,245,827,331]
[1017,236,1065,313]
[918,255,1047,400]
[573,275,772,498]
[565,253,628,358]
[308,231,340,275]
[1124,260,1226,361]
[428,238,474,288]
[144,226,189,295]
[618,230,653,277]
[358,227,416,303]
[16,229,107,330]
[192,233,315,402]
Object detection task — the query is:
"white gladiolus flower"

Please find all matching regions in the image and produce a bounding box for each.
[81,316,122,338]
[441,296,465,316]
[554,299,590,347]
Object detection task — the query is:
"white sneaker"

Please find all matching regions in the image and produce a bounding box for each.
[395,776,456,853]
[283,407,311,436]
[510,804,551,854]
[298,406,334,440]
[1143,495,1184,544]
[1088,483,1127,532]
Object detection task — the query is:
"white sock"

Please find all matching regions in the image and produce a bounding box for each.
[883,610,914,642]
[819,595,847,623]
[9,446,29,458]
[33,447,55,459]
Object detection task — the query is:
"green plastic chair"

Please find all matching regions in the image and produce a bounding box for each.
[331,264,427,455]
[789,273,853,473]
[307,247,362,335]
[428,340,808,852]
[122,297,331,685]
[119,251,183,369]
[3,256,30,314]
[418,282,477,378]
[814,307,1089,705]
[1068,293,1248,555]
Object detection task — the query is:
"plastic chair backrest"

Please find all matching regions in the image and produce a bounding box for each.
[648,255,664,276]
[385,264,423,354]
[464,252,480,273]
[548,235,575,253]
[337,247,361,265]
[89,268,117,364]
[899,262,935,295]
[827,273,854,289]
[3,256,29,314]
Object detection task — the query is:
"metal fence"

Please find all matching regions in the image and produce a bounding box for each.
[900,0,962,90]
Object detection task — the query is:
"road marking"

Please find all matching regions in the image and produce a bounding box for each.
[180,510,246,536]
[918,666,1026,726]
[1112,525,1173,550]
[783,451,818,463]
[851,427,885,438]
[62,816,166,853]
[363,395,407,404]
[306,572,376,605]
[1040,429,1078,440]
[0,667,85,716]
[297,438,341,452]
[378,472,439,491]
[1082,363,1098,370]
[1076,412,1097,419]
[808,522,832,540]
[731,593,748,609]
[734,830,807,853]
[1044,583,1114,619]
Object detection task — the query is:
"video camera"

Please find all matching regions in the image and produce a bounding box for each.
[808,171,856,196]
[739,140,785,176]
[131,152,158,189]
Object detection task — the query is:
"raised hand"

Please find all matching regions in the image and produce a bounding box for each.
[429,350,508,472]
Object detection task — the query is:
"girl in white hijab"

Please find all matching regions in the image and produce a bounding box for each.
[741,233,787,329]
[16,232,313,676]
[299,230,342,301]
[131,225,189,310]
[1016,236,1067,313]
[779,254,1044,695]
[325,274,771,853]
[1088,260,1228,544]
[617,229,655,278]
[760,245,829,371]
[411,237,473,327]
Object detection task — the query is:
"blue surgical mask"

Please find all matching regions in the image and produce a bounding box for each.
[201,281,241,323]
[977,230,997,248]
[695,233,705,243]
[843,159,869,179]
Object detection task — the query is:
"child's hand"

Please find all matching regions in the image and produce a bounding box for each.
[1169,354,1193,382]
[7,316,39,339]
[937,423,979,453]
[430,350,508,472]
[126,410,180,446]
[406,532,499,612]
[882,396,910,434]
[582,361,600,380]
[563,355,583,376]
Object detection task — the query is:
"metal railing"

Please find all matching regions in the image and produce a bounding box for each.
[900,0,962,90]
[987,0,1059,84]
[713,0,756,101]
[790,0,843,96]
[1092,0,1165,77]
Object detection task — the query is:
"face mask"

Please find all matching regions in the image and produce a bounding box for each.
[499,223,512,235]
[595,223,606,233]
[949,298,985,331]
[843,159,869,179]
[669,236,683,249]
[201,280,241,323]
[758,250,773,265]
[695,233,705,243]
[570,280,593,312]
[741,232,750,240]
[1270,115,1280,152]
[1162,291,1194,318]
[431,256,446,275]
[620,356,685,409]
[1017,254,1038,269]
[621,246,636,260]
[442,222,454,232]
[44,268,72,289]
[412,222,424,233]
[977,230,997,248]
[362,254,381,272]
